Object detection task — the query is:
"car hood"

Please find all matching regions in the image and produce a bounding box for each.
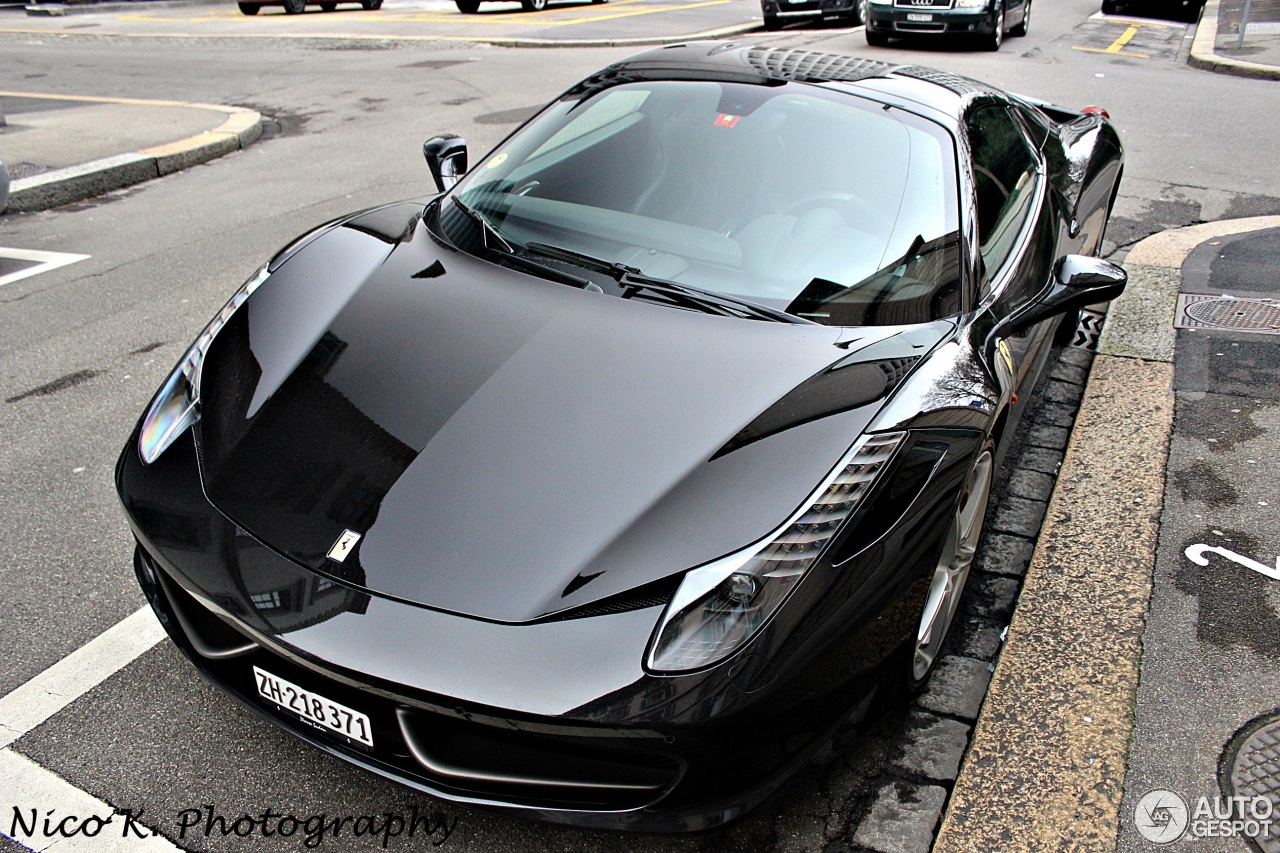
[195,202,952,623]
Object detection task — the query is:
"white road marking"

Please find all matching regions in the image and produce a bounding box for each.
[1185,543,1280,581]
[0,248,90,288]
[0,606,164,750]
[0,749,182,851]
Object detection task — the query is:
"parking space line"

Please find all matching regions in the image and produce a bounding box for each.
[0,606,163,751]
[0,749,183,851]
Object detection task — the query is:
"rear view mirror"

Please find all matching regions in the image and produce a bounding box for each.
[423,134,468,193]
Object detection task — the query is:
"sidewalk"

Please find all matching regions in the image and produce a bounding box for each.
[1191,0,1280,78]
[0,91,262,213]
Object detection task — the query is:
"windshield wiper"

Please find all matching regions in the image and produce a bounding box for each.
[452,196,515,254]
[446,200,595,289]
[523,242,813,325]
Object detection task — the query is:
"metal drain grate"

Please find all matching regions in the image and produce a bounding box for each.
[1225,715,1280,853]
[1176,294,1280,334]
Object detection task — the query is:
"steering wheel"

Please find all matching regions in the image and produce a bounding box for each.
[785,192,888,234]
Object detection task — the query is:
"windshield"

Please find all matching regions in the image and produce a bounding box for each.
[441,79,963,327]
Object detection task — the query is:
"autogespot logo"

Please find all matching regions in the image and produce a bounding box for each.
[1135,790,1189,844]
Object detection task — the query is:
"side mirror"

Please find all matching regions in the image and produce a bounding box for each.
[423,134,467,193]
[998,254,1127,338]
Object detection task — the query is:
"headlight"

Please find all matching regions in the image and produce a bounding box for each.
[869,0,893,6]
[137,265,270,464]
[955,0,987,8]
[646,432,905,673]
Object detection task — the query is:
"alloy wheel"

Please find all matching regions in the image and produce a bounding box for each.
[913,449,993,682]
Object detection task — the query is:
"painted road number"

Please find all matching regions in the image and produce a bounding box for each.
[1185,544,1280,581]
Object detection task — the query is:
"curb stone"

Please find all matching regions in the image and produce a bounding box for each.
[1188,0,1280,80]
[3,94,262,213]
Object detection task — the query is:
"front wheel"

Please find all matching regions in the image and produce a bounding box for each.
[1010,0,1028,34]
[237,1,260,12]
[283,0,305,13]
[982,2,1004,49]
[456,0,480,10]
[912,446,993,685]
[521,0,547,10]
[361,0,382,8]
[866,27,889,44]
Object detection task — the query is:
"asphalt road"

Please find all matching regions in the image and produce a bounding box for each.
[2,3,1280,850]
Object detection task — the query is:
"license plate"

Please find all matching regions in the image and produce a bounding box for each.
[906,11,933,19]
[254,666,374,747]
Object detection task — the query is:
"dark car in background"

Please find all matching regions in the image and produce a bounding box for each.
[864,0,1029,49]
[118,43,1124,832]
[760,0,862,31]
[237,0,381,15]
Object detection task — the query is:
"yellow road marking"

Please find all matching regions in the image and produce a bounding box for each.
[0,89,247,112]
[115,0,725,25]
[1071,19,1172,59]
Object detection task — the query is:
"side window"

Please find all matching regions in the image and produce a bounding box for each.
[967,105,1040,281]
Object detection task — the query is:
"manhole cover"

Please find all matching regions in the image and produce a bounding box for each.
[1176,294,1280,334]
[1223,713,1280,853]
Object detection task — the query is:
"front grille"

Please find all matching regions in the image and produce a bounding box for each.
[398,711,681,810]
[893,0,952,7]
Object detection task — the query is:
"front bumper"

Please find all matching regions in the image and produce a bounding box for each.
[117,422,956,831]
[761,0,857,19]
[865,4,995,34]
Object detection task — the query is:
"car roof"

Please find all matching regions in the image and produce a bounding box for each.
[595,42,1007,119]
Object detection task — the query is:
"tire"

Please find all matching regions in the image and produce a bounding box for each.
[592,0,607,5]
[283,0,305,14]
[237,1,260,12]
[360,0,382,8]
[521,0,547,10]
[982,1,1004,49]
[911,445,994,686]
[1011,0,1028,34]
[763,11,782,28]
[866,27,889,44]
[455,0,479,10]
[846,0,865,25]
[320,2,336,9]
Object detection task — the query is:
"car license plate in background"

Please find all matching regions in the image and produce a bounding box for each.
[253,666,374,747]
[907,11,933,19]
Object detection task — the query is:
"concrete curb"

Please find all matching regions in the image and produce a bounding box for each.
[1188,0,1280,80]
[3,93,262,214]
[933,216,1280,853]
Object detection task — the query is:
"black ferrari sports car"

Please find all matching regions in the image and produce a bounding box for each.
[117,43,1126,832]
